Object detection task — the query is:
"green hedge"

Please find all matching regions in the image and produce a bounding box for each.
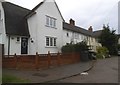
[96,46,109,59]
[61,41,89,53]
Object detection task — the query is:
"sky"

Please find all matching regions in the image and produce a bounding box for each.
[5,0,119,33]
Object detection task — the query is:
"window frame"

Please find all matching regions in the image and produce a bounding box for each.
[45,36,57,47]
[45,15,56,28]
[67,32,69,37]
[74,33,79,39]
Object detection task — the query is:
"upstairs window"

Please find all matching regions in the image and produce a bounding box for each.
[67,32,69,37]
[74,33,79,39]
[46,16,56,28]
[17,37,20,42]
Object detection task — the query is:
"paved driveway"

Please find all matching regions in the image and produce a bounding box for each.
[3,61,92,83]
[56,56,118,83]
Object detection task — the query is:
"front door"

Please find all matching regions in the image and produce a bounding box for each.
[21,37,28,54]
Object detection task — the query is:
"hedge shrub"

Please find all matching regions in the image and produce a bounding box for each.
[61,41,89,53]
[96,46,109,59]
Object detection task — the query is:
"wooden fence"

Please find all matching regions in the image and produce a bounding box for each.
[2,51,80,70]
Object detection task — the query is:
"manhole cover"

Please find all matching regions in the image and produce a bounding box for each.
[32,73,49,77]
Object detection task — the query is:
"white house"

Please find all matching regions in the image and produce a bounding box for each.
[0,1,30,55]
[63,19,101,52]
[27,0,64,54]
[0,0,101,55]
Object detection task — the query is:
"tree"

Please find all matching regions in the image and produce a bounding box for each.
[98,24,118,55]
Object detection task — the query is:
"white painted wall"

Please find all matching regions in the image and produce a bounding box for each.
[3,36,22,55]
[9,36,21,55]
[28,0,63,54]
[62,30,85,45]
[62,29,101,52]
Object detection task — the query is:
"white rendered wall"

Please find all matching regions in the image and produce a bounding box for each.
[28,1,63,54]
[62,29,101,52]
[62,29,89,45]
[4,36,21,55]
[62,30,83,45]
[9,36,21,55]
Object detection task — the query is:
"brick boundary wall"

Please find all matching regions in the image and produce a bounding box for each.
[2,52,80,70]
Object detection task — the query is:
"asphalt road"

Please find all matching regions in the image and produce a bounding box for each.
[55,56,118,83]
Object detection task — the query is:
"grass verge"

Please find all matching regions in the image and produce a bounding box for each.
[2,74,31,83]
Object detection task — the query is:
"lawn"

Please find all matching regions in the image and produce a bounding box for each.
[2,74,31,83]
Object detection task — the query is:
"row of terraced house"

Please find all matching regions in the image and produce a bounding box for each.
[0,0,102,56]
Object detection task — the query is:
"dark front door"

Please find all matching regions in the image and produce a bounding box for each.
[21,37,28,54]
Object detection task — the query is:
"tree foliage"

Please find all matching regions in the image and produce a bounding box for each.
[98,24,118,55]
[96,46,109,58]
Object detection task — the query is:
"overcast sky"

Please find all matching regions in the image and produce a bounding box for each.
[6,0,119,33]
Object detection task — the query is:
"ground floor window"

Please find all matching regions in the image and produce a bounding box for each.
[46,37,57,47]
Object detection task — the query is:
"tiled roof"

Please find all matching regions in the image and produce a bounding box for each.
[93,30,102,38]
[63,22,93,36]
[2,2,31,36]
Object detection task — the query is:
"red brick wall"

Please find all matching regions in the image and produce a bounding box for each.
[2,52,80,70]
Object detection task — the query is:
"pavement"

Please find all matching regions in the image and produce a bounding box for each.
[3,60,94,83]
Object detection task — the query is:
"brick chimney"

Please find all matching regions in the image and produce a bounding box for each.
[69,19,75,26]
[88,26,93,32]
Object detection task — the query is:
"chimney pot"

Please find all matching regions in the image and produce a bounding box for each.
[69,19,75,26]
[88,26,93,32]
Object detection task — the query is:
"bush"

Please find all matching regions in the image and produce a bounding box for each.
[96,46,109,59]
[61,41,89,53]
[61,44,74,53]
[61,41,90,62]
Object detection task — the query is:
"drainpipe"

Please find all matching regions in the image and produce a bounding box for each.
[8,35,10,57]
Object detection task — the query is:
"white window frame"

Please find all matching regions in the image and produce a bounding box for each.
[81,35,84,40]
[46,36,57,47]
[74,33,79,39]
[46,15,56,28]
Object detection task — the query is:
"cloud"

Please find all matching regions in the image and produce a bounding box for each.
[56,0,119,32]
[6,0,119,33]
